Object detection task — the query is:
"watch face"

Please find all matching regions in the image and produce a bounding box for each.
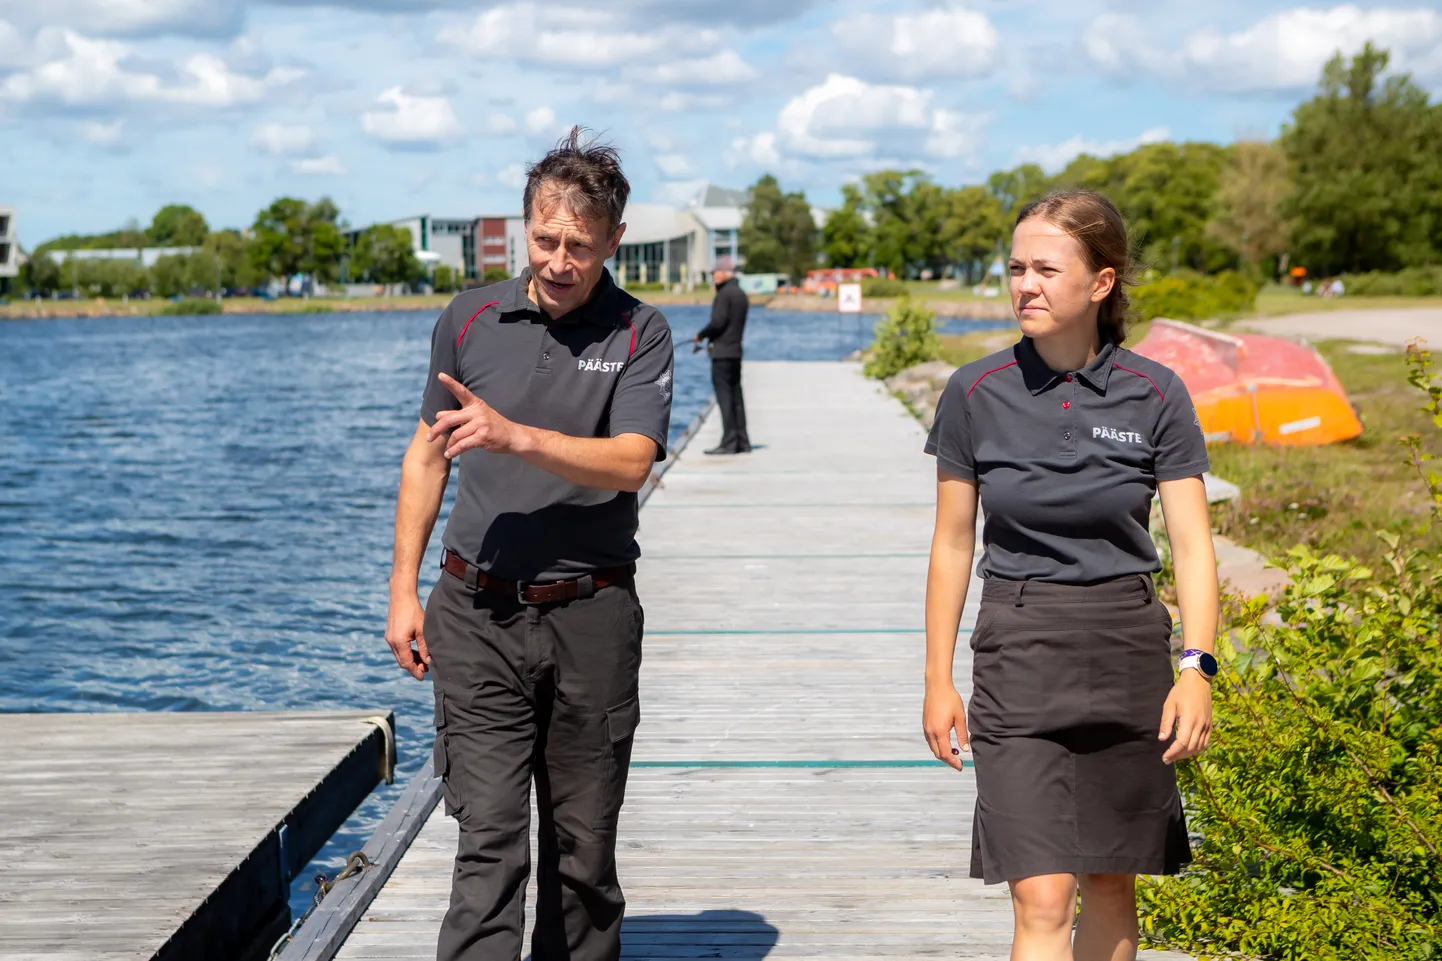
[1199,652,1219,677]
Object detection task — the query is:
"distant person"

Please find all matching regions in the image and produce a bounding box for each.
[1330,278,1345,298]
[693,256,751,454]
[922,190,1219,961]
[385,127,674,961]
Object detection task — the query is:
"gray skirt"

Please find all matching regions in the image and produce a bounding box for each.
[967,574,1191,884]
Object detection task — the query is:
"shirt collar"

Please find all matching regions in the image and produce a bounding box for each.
[1016,337,1117,395]
[501,267,618,324]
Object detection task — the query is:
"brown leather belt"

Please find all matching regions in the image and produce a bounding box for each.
[442,550,633,604]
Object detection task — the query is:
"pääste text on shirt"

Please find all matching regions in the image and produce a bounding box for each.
[1092,426,1145,444]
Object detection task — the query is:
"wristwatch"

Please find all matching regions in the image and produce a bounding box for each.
[1178,649,1218,680]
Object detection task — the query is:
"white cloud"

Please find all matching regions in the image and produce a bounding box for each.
[772,73,983,161]
[7,0,243,38]
[249,122,314,156]
[632,50,757,86]
[1086,6,1442,93]
[655,153,692,177]
[655,178,708,206]
[1013,126,1171,174]
[832,7,999,80]
[659,90,729,112]
[361,87,462,145]
[439,3,721,69]
[81,118,124,144]
[732,132,781,167]
[496,162,526,189]
[926,108,987,160]
[291,155,346,175]
[0,29,303,107]
[488,112,517,134]
[524,104,556,135]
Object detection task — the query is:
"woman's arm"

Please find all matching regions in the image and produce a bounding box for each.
[923,470,980,771]
[1156,475,1219,764]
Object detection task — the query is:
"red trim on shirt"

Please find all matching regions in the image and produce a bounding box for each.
[456,301,500,347]
[966,360,1018,398]
[627,316,637,357]
[1113,363,1164,400]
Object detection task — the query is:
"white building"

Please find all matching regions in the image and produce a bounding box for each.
[608,183,745,289]
[0,207,16,287]
[48,246,199,268]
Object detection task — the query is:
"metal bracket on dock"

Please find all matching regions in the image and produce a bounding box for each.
[360,715,396,785]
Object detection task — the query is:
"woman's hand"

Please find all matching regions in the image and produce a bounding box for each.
[924,683,970,771]
[1160,671,1213,764]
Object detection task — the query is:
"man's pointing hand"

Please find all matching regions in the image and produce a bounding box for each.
[427,373,526,458]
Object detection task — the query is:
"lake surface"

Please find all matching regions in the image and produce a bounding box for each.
[0,304,1007,915]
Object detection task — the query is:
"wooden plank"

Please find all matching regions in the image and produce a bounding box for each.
[0,710,393,961]
[325,362,1192,960]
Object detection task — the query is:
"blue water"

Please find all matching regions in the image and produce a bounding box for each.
[0,304,1007,918]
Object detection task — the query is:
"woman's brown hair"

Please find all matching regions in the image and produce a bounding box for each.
[1015,189,1135,345]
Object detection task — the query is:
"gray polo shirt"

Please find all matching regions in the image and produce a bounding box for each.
[925,338,1209,584]
[421,268,674,581]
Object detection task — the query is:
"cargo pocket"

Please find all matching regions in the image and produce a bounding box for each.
[433,690,467,823]
[593,696,640,833]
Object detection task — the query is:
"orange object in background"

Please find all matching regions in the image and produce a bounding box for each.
[1130,319,1362,446]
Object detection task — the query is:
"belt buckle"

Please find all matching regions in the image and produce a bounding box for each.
[515,580,532,604]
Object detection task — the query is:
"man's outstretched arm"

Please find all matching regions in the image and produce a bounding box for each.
[426,374,657,492]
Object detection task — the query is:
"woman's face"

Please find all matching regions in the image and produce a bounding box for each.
[1008,217,1115,340]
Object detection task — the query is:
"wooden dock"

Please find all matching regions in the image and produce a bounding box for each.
[0,710,395,961]
[315,361,1192,959]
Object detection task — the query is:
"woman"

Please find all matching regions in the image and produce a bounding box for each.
[922,190,1219,961]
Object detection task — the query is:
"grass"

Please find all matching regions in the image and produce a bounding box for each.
[1249,287,1442,317]
[1206,341,1442,569]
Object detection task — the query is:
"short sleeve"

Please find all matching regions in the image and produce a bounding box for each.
[419,303,461,426]
[609,314,675,462]
[924,374,975,480]
[1153,370,1211,481]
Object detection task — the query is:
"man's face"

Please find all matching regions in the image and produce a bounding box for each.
[525,186,625,318]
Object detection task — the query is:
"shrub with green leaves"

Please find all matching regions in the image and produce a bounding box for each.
[1342,267,1442,298]
[863,295,939,380]
[1138,345,1442,960]
[861,276,908,298]
[1132,270,1261,321]
[159,298,221,316]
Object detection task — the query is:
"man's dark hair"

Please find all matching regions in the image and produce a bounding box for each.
[523,126,629,234]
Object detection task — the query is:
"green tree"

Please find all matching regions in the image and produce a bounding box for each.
[203,230,262,292]
[940,186,1006,283]
[986,163,1049,224]
[1207,141,1293,270]
[351,224,422,285]
[823,183,870,268]
[1103,142,1233,272]
[147,204,209,247]
[149,254,191,297]
[250,197,345,290]
[859,170,920,276]
[1282,43,1442,274]
[20,252,61,296]
[739,174,817,281]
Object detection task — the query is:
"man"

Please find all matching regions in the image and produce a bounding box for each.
[692,256,750,454]
[384,127,674,961]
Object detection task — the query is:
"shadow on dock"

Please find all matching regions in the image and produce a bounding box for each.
[613,910,781,959]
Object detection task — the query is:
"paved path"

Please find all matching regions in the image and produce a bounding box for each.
[1237,307,1442,347]
[335,362,1190,960]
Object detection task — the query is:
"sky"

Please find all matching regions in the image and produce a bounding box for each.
[4,0,1442,246]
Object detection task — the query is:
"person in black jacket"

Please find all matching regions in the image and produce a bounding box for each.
[693,256,751,454]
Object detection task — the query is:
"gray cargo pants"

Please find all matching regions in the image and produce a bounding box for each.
[424,570,644,961]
